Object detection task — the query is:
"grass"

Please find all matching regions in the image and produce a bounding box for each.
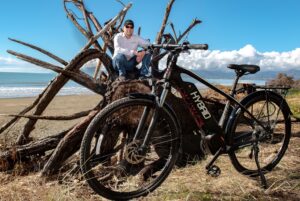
[287,88,300,96]
[0,147,298,201]
[286,88,300,119]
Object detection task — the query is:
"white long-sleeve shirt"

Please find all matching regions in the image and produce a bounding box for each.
[113,32,150,60]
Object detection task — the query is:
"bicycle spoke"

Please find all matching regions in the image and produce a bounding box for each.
[229,92,291,177]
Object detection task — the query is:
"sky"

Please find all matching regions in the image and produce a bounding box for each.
[0,0,300,73]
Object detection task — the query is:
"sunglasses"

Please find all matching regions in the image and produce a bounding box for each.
[125,25,134,29]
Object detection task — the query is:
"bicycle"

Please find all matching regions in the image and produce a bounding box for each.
[80,43,291,200]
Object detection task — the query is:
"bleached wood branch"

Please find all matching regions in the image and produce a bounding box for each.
[154,19,202,63]
[155,0,175,45]
[82,3,132,50]
[9,38,68,66]
[0,109,93,121]
[152,0,175,68]
[170,23,178,43]
[177,19,201,42]
[0,128,71,167]
[41,109,99,176]
[7,50,106,94]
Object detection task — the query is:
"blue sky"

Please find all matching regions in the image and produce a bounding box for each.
[0,0,300,73]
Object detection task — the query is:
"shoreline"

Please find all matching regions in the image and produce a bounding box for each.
[0,93,98,100]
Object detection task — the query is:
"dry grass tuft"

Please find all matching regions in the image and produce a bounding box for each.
[0,135,299,201]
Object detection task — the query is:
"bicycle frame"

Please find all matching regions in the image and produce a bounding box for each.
[157,53,269,150]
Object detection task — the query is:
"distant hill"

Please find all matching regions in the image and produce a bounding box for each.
[83,66,300,80]
[192,68,300,80]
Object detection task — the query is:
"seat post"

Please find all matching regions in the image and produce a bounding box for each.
[230,71,243,97]
[218,73,241,128]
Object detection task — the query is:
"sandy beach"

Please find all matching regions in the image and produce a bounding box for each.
[0,94,102,144]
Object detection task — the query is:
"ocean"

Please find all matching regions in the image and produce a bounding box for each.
[0,72,92,98]
[0,72,266,98]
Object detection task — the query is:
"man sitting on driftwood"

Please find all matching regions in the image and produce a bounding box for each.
[113,19,151,81]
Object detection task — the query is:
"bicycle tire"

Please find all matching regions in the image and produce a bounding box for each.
[227,91,291,177]
[80,97,180,200]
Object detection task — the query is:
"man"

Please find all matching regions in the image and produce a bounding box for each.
[112,19,151,80]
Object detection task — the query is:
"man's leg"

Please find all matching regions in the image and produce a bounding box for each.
[112,54,127,78]
[126,56,138,72]
[126,56,139,79]
[113,54,138,80]
[139,53,151,77]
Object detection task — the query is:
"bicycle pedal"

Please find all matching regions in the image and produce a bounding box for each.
[207,165,221,177]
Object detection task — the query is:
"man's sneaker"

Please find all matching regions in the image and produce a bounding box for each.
[117,76,126,82]
[139,75,151,80]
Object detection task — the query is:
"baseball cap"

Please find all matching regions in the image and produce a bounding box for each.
[124,19,134,27]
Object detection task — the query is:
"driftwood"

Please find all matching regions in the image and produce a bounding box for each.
[0,128,70,171]
[41,109,99,176]
[0,110,93,121]
[14,49,107,145]
[152,0,175,69]
[0,0,204,177]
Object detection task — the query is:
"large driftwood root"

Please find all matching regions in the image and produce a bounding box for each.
[0,0,206,177]
[0,79,227,176]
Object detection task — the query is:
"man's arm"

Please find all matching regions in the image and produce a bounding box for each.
[137,36,151,49]
[135,36,150,63]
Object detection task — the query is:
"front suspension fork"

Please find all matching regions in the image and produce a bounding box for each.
[134,84,170,153]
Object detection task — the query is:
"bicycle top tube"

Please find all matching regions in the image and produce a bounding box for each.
[150,42,269,133]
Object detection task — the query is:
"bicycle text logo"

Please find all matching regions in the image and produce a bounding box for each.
[190,91,212,119]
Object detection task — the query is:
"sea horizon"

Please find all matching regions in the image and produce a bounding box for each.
[0,71,266,99]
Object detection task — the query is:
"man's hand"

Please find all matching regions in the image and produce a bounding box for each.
[135,50,146,63]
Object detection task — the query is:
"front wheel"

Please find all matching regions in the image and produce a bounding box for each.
[80,97,180,200]
[227,91,291,177]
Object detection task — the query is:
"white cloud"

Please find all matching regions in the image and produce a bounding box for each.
[0,55,50,73]
[1,45,300,73]
[158,44,300,72]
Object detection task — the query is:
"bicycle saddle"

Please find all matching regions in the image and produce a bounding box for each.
[227,64,260,74]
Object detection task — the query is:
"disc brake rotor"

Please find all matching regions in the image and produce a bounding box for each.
[125,140,146,164]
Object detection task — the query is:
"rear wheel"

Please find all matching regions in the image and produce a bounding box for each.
[80,97,180,200]
[228,92,291,177]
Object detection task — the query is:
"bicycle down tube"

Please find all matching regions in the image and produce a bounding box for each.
[161,62,270,147]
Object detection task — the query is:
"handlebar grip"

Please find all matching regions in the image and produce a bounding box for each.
[187,44,208,50]
[149,43,209,50]
[150,44,178,49]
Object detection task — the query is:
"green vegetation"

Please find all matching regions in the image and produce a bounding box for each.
[287,88,300,96]
[286,88,300,119]
[266,73,300,118]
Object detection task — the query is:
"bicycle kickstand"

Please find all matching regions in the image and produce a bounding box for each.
[253,143,268,189]
[205,147,223,177]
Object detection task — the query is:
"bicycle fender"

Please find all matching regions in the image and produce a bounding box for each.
[128,93,156,101]
[239,90,291,114]
[128,93,182,134]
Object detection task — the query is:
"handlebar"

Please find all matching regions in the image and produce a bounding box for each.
[149,43,208,51]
